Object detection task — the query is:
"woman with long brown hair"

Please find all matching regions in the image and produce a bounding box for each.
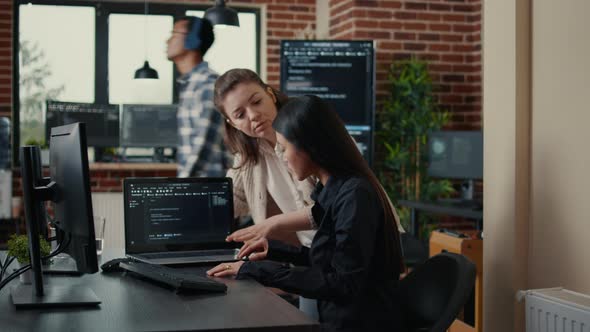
[213,68,316,248]
[208,95,406,331]
[214,68,319,318]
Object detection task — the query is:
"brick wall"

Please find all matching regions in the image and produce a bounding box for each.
[10,166,177,196]
[0,0,12,118]
[327,0,483,230]
[329,0,482,130]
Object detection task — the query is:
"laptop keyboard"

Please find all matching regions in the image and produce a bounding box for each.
[142,249,237,260]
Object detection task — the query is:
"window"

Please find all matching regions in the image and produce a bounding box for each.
[186,11,258,75]
[18,4,95,145]
[14,1,261,161]
[109,14,174,104]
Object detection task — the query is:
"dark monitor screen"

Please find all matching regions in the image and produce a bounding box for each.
[45,101,119,147]
[427,131,483,180]
[280,40,375,125]
[49,122,98,273]
[346,125,372,162]
[120,104,178,147]
[124,178,234,254]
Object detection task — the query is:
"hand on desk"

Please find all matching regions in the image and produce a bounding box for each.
[207,238,269,278]
[207,261,244,278]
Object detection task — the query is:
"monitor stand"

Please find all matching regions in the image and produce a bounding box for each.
[14,146,100,309]
[438,180,482,209]
[460,179,475,201]
[11,284,100,309]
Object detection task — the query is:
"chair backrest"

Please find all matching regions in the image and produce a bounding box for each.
[400,232,429,268]
[399,252,476,332]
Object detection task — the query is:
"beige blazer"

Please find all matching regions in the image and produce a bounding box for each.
[227,140,317,247]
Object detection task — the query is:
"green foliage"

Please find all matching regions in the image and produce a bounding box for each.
[19,40,65,146]
[7,234,51,264]
[377,58,455,237]
[23,138,48,149]
[102,147,118,156]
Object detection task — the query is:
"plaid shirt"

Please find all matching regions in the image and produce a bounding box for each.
[176,62,229,177]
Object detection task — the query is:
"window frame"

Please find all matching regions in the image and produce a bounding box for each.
[12,0,261,165]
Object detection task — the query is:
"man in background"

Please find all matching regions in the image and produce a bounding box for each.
[167,16,228,177]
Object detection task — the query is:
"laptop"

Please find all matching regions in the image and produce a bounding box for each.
[124,177,240,265]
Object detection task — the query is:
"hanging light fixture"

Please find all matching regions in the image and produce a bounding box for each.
[204,0,240,27]
[134,0,159,79]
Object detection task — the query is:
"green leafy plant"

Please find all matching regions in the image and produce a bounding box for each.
[19,40,65,146]
[103,147,118,156]
[7,234,51,264]
[23,138,48,149]
[377,58,455,238]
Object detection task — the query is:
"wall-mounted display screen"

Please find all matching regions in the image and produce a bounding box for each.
[280,40,375,164]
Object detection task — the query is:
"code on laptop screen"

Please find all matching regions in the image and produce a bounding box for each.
[125,180,232,249]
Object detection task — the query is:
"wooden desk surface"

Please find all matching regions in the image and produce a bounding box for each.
[0,251,319,332]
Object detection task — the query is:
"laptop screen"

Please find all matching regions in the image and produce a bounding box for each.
[124,177,236,254]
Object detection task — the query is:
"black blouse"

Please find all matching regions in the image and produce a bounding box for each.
[237,176,405,332]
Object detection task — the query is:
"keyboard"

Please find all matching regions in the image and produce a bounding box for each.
[119,261,228,293]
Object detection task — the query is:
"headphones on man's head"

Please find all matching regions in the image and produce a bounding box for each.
[184,17,203,50]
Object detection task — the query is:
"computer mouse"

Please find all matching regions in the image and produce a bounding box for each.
[100,258,131,273]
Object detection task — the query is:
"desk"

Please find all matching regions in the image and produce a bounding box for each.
[0,251,319,332]
[398,200,483,238]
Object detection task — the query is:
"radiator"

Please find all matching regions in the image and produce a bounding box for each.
[517,287,590,332]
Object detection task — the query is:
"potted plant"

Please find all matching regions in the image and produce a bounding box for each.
[376,58,455,239]
[6,234,51,284]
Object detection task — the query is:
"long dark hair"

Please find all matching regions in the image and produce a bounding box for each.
[273,95,404,274]
[214,68,288,168]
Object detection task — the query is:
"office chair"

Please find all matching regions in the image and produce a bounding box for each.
[400,232,429,269]
[398,252,476,332]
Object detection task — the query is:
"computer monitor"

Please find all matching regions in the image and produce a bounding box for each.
[120,104,178,148]
[45,100,120,147]
[427,131,483,200]
[280,40,375,165]
[13,122,100,308]
[345,125,372,160]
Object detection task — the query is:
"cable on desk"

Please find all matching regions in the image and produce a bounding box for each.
[46,210,57,242]
[0,255,15,280]
[0,233,71,291]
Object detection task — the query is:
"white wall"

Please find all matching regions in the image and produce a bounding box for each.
[92,193,124,250]
[529,0,590,291]
[482,0,530,330]
[483,0,590,331]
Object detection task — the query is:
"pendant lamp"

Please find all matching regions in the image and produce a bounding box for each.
[134,0,159,79]
[204,0,240,27]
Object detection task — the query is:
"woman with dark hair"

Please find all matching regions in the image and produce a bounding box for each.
[214,68,319,318]
[208,95,406,332]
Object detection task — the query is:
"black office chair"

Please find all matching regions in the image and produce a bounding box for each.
[398,252,476,332]
[400,232,429,268]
